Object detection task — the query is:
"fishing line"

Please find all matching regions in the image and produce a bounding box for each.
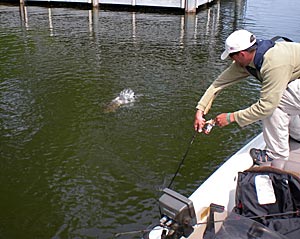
[167,131,198,189]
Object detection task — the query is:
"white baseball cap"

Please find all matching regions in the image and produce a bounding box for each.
[221,29,256,60]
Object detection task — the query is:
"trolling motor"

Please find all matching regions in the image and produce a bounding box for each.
[144,188,196,239]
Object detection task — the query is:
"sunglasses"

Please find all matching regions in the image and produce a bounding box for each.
[229,51,240,57]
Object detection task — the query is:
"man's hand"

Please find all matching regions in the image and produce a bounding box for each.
[194,109,206,132]
[215,113,235,127]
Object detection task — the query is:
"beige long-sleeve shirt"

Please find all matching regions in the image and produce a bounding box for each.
[196,42,300,127]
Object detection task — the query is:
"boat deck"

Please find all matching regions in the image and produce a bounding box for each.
[289,138,300,161]
[188,134,300,239]
[256,137,300,175]
[280,138,300,175]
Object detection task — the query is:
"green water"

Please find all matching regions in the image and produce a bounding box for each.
[0,0,299,238]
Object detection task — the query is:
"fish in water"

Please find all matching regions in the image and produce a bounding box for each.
[104,88,136,113]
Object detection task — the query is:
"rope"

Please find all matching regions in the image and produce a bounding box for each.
[114,210,300,237]
[193,210,300,227]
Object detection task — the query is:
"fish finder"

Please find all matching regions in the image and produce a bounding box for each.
[144,188,196,239]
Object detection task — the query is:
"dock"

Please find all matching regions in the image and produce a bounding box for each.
[17,0,216,13]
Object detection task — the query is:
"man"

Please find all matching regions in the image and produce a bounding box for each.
[194,29,300,166]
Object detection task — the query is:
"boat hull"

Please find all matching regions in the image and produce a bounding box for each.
[187,133,265,238]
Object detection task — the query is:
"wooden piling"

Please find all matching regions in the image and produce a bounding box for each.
[185,0,197,13]
[92,0,98,8]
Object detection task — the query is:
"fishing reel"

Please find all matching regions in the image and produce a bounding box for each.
[200,119,215,134]
[144,188,196,239]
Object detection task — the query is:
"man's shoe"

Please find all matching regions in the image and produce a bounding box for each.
[250,148,273,165]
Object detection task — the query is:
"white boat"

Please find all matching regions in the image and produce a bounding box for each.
[143,132,300,239]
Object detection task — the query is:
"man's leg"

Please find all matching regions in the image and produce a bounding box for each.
[263,108,290,161]
[263,79,300,161]
[289,115,300,141]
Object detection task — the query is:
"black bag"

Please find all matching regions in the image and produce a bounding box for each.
[233,166,300,239]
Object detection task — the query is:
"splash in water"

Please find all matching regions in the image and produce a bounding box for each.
[104,88,136,113]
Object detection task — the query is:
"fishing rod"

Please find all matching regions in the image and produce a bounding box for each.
[115,121,217,237]
[167,130,197,189]
[167,119,215,189]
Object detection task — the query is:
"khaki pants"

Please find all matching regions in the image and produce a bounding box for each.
[262,79,300,161]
